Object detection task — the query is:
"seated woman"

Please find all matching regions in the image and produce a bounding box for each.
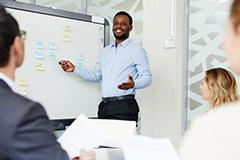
[180,1,240,159]
[200,68,238,108]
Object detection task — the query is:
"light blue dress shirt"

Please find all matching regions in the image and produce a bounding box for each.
[74,38,152,97]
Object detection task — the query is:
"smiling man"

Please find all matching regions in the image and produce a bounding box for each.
[59,11,152,122]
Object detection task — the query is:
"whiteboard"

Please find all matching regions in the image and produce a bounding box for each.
[2,1,110,119]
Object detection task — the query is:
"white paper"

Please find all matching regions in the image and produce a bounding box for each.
[58,114,109,158]
[119,135,180,160]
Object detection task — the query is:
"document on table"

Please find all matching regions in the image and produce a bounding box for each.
[118,135,180,160]
[58,114,110,158]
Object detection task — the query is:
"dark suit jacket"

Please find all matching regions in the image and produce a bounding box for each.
[0,79,69,160]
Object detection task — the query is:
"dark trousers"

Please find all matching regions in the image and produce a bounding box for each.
[97,98,139,122]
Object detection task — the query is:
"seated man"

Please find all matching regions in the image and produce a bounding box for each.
[0,4,69,160]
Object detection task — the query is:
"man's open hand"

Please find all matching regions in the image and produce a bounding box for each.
[118,75,135,90]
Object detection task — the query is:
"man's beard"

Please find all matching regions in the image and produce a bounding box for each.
[113,32,129,40]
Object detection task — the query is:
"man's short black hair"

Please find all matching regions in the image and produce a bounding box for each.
[114,11,133,26]
[0,4,20,67]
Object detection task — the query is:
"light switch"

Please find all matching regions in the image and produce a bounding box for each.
[164,35,175,49]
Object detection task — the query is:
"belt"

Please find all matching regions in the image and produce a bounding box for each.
[102,95,135,103]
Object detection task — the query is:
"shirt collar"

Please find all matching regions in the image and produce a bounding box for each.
[110,38,131,48]
[0,72,21,94]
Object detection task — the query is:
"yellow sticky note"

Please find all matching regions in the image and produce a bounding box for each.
[63,24,71,32]
[62,34,72,42]
[16,77,27,86]
[35,61,44,71]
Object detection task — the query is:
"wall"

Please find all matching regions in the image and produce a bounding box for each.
[141,0,186,147]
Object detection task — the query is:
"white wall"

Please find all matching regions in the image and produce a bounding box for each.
[140,0,186,147]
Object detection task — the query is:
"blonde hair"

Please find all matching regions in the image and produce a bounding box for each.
[205,68,238,107]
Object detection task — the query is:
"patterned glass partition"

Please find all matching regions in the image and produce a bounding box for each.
[187,0,233,121]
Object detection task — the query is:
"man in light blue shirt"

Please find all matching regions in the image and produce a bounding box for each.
[59,11,151,122]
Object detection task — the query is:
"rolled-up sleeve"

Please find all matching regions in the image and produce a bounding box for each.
[74,56,102,82]
[134,48,152,89]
